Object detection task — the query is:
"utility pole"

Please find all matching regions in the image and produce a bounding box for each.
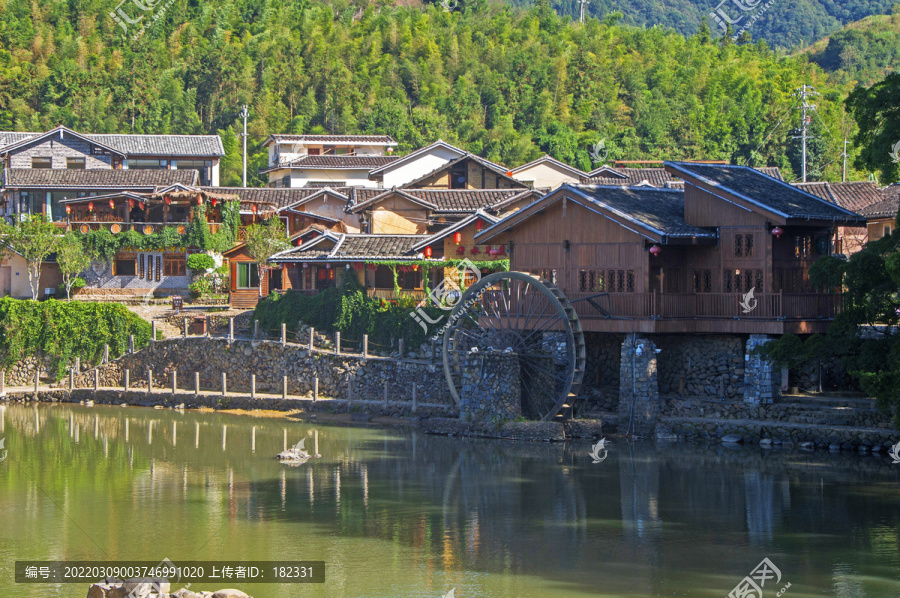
[792,85,819,183]
[240,105,249,187]
[842,138,849,182]
[579,0,588,23]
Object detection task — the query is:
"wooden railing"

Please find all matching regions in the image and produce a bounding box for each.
[65,221,245,239]
[564,291,842,321]
[367,288,427,301]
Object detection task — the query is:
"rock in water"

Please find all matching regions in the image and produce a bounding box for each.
[212,590,251,598]
[721,434,743,444]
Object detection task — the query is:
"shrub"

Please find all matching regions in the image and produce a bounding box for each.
[187,253,216,271]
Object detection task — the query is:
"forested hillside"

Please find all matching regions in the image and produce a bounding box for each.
[0,0,881,185]
[539,0,899,49]
[803,11,900,85]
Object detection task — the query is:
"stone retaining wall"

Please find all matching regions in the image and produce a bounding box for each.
[656,335,744,400]
[662,398,893,430]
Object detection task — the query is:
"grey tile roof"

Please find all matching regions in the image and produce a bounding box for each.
[279,155,400,169]
[666,162,863,222]
[569,185,716,238]
[349,188,527,214]
[3,168,198,189]
[793,181,883,213]
[585,166,784,187]
[266,134,396,145]
[271,233,431,262]
[860,184,900,219]
[199,186,353,209]
[0,130,224,156]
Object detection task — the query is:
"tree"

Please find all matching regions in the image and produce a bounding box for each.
[56,232,92,300]
[845,73,900,184]
[0,216,63,300]
[244,217,290,297]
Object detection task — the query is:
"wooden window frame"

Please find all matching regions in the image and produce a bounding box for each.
[163,253,186,277]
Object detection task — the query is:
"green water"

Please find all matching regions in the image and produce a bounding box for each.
[1,403,899,598]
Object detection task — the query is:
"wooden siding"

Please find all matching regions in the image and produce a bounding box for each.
[440,219,508,262]
[370,196,428,234]
[414,158,525,190]
[226,246,269,308]
[683,184,771,228]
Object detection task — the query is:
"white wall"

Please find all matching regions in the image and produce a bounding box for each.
[289,169,379,188]
[512,162,581,189]
[380,146,463,188]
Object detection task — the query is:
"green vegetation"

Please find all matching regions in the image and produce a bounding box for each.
[244,218,290,297]
[186,253,216,272]
[0,0,888,183]
[0,298,152,378]
[755,216,900,430]
[804,10,900,85]
[254,278,445,348]
[56,232,92,300]
[0,216,64,300]
[845,73,900,184]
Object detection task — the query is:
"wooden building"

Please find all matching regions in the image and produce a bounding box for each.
[794,181,885,255]
[475,162,865,335]
[860,184,898,243]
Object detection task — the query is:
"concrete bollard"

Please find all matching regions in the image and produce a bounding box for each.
[335,332,340,355]
[68,368,73,392]
[75,357,80,373]
[347,375,353,405]
[383,378,388,407]
[103,344,109,364]
[253,320,259,340]
[125,369,130,391]
[129,335,135,354]
[35,368,39,393]
[313,377,318,402]
[251,375,256,399]
[148,370,153,394]
[362,335,368,359]
[222,372,227,396]
[412,382,417,413]
[229,318,234,343]
[206,315,211,338]
[151,321,157,341]
[309,327,315,352]
[282,376,288,400]
[183,317,189,337]
[398,338,404,358]
[171,371,177,395]
[194,372,200,396]
[281,323,287,347]
[94,369,99,392]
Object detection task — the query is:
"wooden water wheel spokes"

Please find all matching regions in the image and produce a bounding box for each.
[443,272,586,421]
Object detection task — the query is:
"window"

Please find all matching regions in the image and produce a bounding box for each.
[114,254,137,276]
[307,148,321,156]
[734,235,743,257]
[885,225,893,238]
[725,269,763,292]
[450,164,468,189]
[91,146,110,155]
[66,157,85,169]
[32,157,52,169]
[127,159,166,170]
[163,254,186,277]
[176,160,212,186]
[236,262,260,289]
[693,269,712,293]
[733,233,754,257]
[282,175,290,188]
[794,235,813,258]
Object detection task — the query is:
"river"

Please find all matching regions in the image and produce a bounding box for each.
[0,403,899,597]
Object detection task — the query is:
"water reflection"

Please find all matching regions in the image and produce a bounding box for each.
[0,404,898,598]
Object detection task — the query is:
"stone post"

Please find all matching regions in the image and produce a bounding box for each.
[103,344,109,364]
[282,376,288,400]
[148,370,153,394]
[398,338,404,358]
[313,377,318,401]
[347,375,353,405]
[68,368,73,392]
[309,327,315,352]
[412,382,417,414]
[251,375,256,399]
[618,335,659,437]
[335,332,340,355]
[94,369,99,392]
[744,335,778,404]
[75,357,80,373]
[383,378,388,407]
[34,368,39,393]
[195,372,200,396]
[206,315,211,338]
[183,318,189,337]
[222,372,227,396]
[253,320,259,340]
[281,323,287,347]
[124,369,130,391]
[229,318,234,343]
[151,321,157,342]
[171,371,177,395]
[129,335,135,354]
[362,335,368,359]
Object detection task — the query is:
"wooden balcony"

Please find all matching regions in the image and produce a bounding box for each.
[65,221,247,240]
[367,288,427,301]
[562,291,843,335]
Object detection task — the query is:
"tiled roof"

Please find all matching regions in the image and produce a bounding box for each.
[793,181,883,213]
[584,166,784,187]
[0,129,224,156]
[349,188,526,214]
[665,162,863,223]
[266,134,396,145]
[271,233,431,262]
[570,185,716,238]
[402,152,517,189]
[368,140,466,176]
[200,186,353,209]
[265,155,400,172]
[3,168,198,189]
[511,154,587,178]
[860,184,900,219]
[412,210,499,251]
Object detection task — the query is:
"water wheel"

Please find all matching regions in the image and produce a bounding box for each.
[442,272,586,421]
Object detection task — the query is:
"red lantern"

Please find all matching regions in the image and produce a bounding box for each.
[475,219,483,231]
[211,198,217,207]
[453,231,462,245]
[65,205,71,215]
[649,245,661,257]
[488,246,500,256]
[251,203,258,214]
[88,202,94,212]
[128,198,135,208]
[456,245,466,255]
[164,196,171,205]
[772,226,783,238]
[424,246,433,258]
[109,199,115,210]
[505,170,513,177]
[296,238,303,246]
[196,195,203,206]
[470,246,481,255]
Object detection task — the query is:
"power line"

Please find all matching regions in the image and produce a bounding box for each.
[792,85,819,183]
